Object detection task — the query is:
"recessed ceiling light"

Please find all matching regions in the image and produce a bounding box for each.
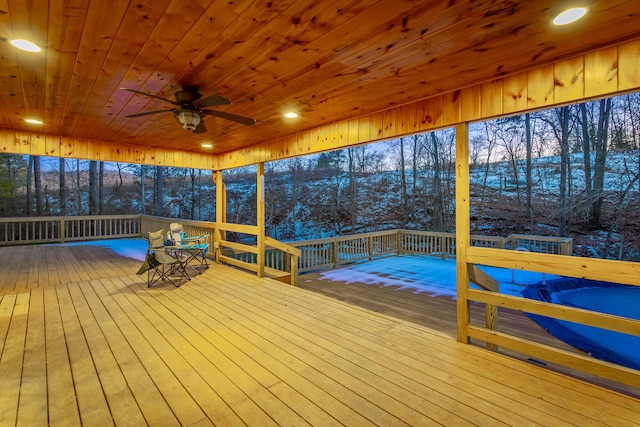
[201,143,213,149]
[284,112,298,118]
[25,118,43,125]
[10,39,41,52]
[553,7,587,25]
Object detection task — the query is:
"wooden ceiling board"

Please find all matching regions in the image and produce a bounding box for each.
[44,1,88,131]
[77,0,174,139]
[1,0,640,158]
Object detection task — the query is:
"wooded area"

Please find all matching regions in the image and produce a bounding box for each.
[2,93,640,259]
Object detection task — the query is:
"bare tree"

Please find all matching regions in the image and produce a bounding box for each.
[154,166,165,216]
[99,161,105,214]
[552,107,573,236]
[33,156,44,215]
[590,98,613,228]
[76,159,82,214]
[525,113,533,225]
[430,132,445,229]
[140,165,146,214]
[26,156,33,216]
[59,158,67,215]
[89,160,98,215]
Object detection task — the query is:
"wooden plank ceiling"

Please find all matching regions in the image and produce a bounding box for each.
[1,0,639,156]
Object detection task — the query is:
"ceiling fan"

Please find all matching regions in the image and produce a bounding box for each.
[121,85,256,133]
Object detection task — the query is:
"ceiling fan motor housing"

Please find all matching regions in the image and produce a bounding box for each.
[174,87,203,105]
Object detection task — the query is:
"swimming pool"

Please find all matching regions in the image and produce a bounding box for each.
[521,277,640,370]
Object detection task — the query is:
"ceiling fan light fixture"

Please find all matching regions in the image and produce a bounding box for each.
[177,109,201,131]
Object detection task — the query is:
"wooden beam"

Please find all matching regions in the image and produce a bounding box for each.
[467,265,499,292]
[214,170,225,254]
[213,40,640,170]
[256,163,265,278]
[467,246,640,288]
[0,129,215,169]
[455,122,470,344]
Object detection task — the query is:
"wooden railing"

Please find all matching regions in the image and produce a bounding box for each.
[504,234,573,256]
[464,247,640,390]
[2,213,636,389]
[211,222,301,285]
[265,236,301,286]
[0,215,141,245]
[290,229,571,273]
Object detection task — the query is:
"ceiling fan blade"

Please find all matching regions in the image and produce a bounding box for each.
[126,109,175,118]
[193,121,207,134]
[203,109,256,126]
[120,88,179,105]
[193,94,231,108]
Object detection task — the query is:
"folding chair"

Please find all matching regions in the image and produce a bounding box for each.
[169,223,210,274]
[137,229,190,287]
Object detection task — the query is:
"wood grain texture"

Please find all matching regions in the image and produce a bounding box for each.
[1,245,639,426]
[1,0,640,162]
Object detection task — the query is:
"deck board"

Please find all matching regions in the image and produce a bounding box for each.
[0,243,639,426]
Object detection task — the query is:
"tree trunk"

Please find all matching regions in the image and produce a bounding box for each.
[155,166,164,216]
[558,107,571,236]
[59,158,66,215]
[89,160,98,215]
[26,156,33,216]
[76,159,82,214]
[411,135,419,224]
[33,156,43,215]
[399,137,407,226]
[590,98,612,228]
[190,168,197,219]
[347,147,357,231]
[140,165,146,214]
[98,161,104,214]
[579,103,593,195]
[525,113,533,225]
[431,132,444,229]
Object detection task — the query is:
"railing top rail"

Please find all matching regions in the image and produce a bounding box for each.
[0,214,142,223]
[399,229,455,237]
[506,234,573,243]
[290,229,399,246]
[470,235,505,241]
[265,236,301,257]
[140,215,216,229]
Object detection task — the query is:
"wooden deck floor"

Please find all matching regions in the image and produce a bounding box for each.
[1,244,639,426]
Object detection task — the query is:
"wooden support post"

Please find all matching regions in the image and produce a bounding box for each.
[256,163,265,278]
[456,123,471,344]
[468,264,499,350]
[214,170,226,260]
[290,254,298,286]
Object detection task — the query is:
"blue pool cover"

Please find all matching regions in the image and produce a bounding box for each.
[521,277,640,370]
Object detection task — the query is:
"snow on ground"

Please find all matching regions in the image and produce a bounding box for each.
[315,254,554,299]
[63,238,149,261]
